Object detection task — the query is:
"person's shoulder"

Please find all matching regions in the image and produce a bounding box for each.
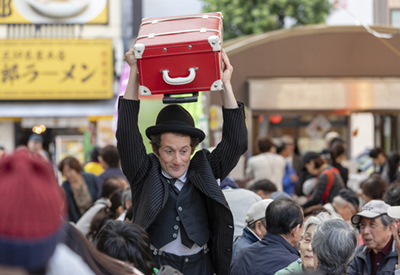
[47,243,95,275]
[234,188,262,200]
[274,154,286,163]
[82,171,97,179]
[274,260,302,275]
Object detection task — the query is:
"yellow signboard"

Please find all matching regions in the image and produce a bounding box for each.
[0,39,113,100]
[0,0,108,24]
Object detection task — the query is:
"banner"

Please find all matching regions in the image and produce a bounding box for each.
[0,39,113,100]
[0,0,108,24]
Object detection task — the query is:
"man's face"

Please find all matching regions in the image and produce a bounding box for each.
[156,132,192,179]
[360,216,394,253]
[377,153,386,166]
[27,140,42,153]
[285,143,295,155]
[293,224,303,247]
[336,203,357,223]
[305,161,319,176]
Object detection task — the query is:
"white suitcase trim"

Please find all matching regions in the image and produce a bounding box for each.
[136,29,221,41]
[141,14,222,26]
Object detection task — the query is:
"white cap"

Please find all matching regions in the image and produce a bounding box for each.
[245,199,273,225]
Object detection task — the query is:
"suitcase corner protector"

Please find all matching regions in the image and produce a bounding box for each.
[134,43,145,59]
[139,85,152,96]
[210,80,223,91]
[208,35,221,51]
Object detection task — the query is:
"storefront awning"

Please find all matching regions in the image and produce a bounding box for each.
[0,98,116,118]
[248,77,400,112]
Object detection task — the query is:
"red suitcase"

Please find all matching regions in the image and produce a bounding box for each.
[133,12,223,103]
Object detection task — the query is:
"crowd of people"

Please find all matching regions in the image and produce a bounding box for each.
[2,49,400,275]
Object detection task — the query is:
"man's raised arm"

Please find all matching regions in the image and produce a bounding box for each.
[219,49,238,109]
[123,48,139,101]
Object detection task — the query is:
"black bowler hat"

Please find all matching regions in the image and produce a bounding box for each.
[146,104,205,142]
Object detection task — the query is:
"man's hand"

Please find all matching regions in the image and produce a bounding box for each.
[393,224,400,263]
[221,49,233,85]
[124,48,137,68]
[290,174,299,183]
[219,49,238,108]
[123,49,139,100]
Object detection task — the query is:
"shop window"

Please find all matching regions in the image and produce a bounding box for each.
[391,9,400,27]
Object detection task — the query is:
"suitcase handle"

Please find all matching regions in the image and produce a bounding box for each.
[161,68,198,85]
[163,93,199,104]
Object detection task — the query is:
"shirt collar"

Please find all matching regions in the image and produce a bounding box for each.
[368,236,393,256]
[246,226,261,241]
[161,169,187,184]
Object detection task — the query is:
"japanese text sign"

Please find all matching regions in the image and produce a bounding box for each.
[0,39,113,100]
[0,0,108,24]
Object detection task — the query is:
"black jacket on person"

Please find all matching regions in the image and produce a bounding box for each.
[230,232,300,275]
[331,162,349,186]
[116,98,248,275]
[347,241,399,275]
[302,165,345,209]
[62,172,98,223]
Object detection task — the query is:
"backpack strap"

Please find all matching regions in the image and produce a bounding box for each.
[321,168,337,204]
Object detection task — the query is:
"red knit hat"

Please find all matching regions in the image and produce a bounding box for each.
[0,149,66,270]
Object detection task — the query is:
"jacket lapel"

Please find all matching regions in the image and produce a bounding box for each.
[188,150,229,208]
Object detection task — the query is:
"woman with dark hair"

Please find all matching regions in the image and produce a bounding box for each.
[59,156,98,223]
[301,152,345,209]
[359,174,386,203]
[62,223,141,275]
[387,151,400,184]
[76,177,124,236]
[384,183,400,206]
[87,190,123,242]
[329,143,349,186]
[96,221,155,275]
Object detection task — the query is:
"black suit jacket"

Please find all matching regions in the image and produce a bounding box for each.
[116,98,248,275]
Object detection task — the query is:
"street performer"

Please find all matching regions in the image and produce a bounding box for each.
[116,48,248,275]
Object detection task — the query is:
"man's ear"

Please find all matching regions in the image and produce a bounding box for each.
[152,146,158,156]
[389,223,396,235]
[291,224,301,237]
[256,190,264,198]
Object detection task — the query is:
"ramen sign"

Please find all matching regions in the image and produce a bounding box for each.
[0,39,113,100]
[0,0,108,24]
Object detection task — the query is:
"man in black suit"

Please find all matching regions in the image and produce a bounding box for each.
[116,49,247,275]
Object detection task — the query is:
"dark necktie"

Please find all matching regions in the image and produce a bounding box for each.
[167,178,180,194]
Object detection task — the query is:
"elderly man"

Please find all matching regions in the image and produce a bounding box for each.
[348,200,399,275]
[230,197,303,275]
[232,199,273,258]
[324,189,359,223]
[116,49,247,275]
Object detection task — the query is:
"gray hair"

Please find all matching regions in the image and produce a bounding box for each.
[333,196,355,213]
[303,211,340,237]
[312,219,357,275]
[121,186,132,210]
[380,214,395,229]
